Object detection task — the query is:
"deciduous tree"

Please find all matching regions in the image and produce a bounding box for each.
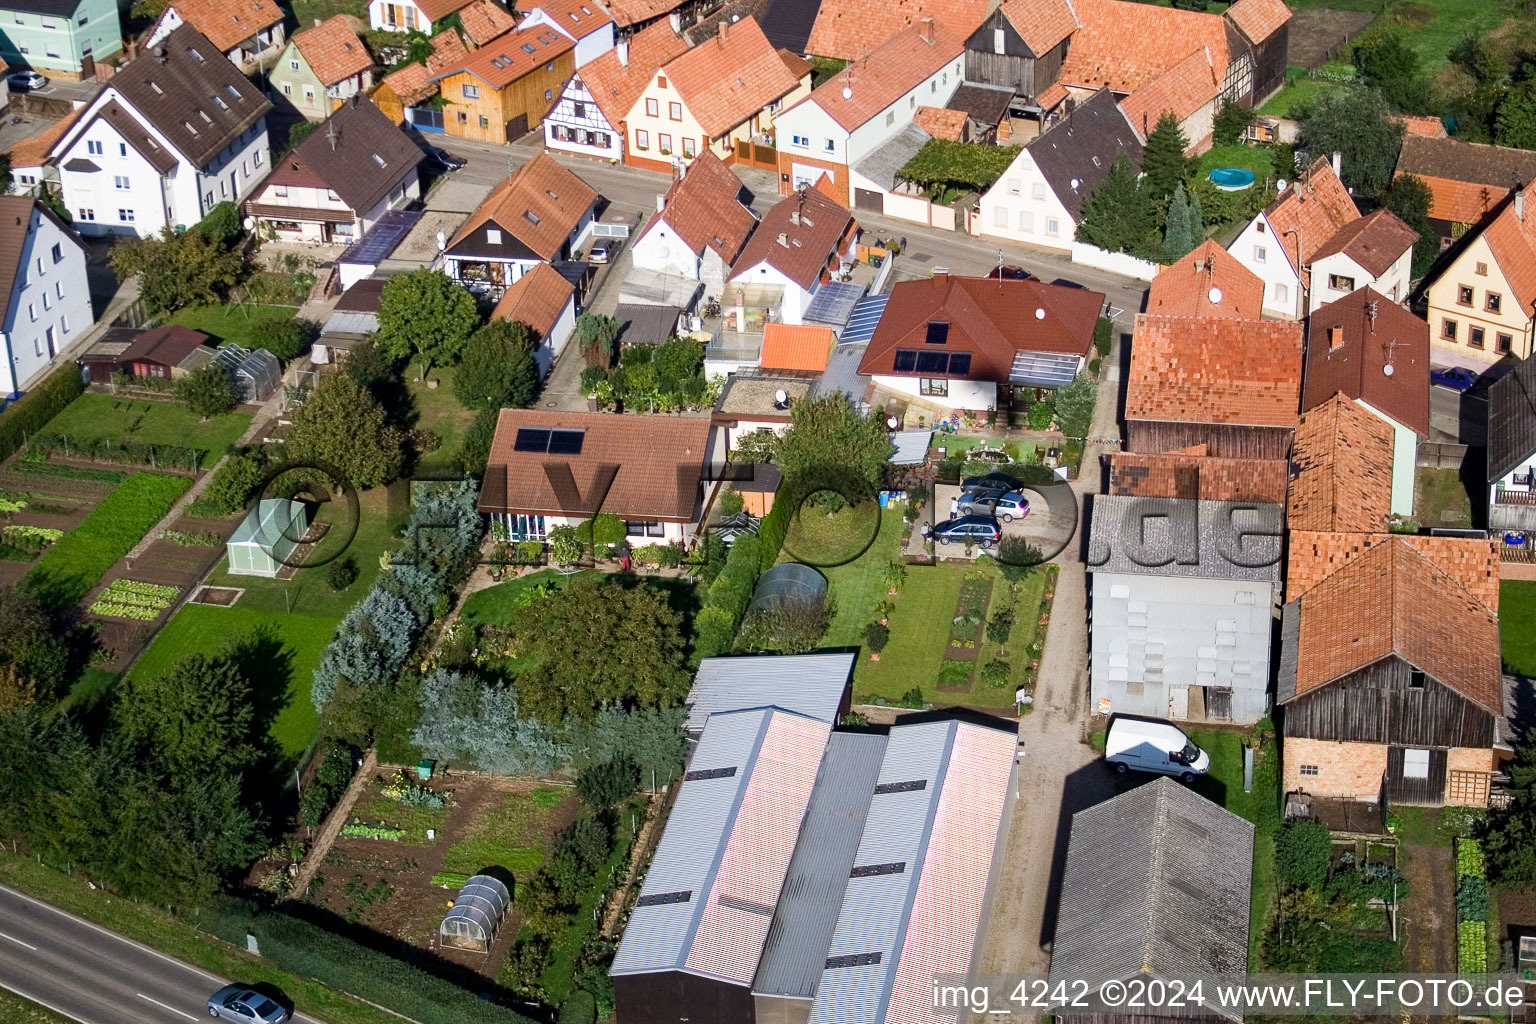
[1052,372,1098,439]
[287,372,404,488]
[376,268,480,374]
[773,392,893,493]
[1299,90,1404,195]
[1212,99,1247,147]
[1497,81,1536,150]
[108,227,245,315]
[1379,173,1440,277]
[454,319,540,411]
[173,363,238,420]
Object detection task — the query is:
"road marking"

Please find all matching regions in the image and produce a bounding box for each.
[0,929,36,950]
[137,992,198,1020]
[0,979,98,1024]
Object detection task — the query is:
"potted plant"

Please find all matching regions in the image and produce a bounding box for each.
[882,560,906,595]
[864,622,889,661]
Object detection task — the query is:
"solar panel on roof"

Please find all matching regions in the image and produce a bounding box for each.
[915,351,947,374]
[1010,350,1083,388]
[925,320,949,345]
[513,427,551,452]
[893,350,915,372]
[840,293,889,346]
[339,209,421,266]
[546,429,584,454]
[803,280,863,327]
[950,352,971,375]
[513,427,585,454]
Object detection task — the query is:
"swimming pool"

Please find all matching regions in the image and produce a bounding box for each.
[1208,167,1255,191]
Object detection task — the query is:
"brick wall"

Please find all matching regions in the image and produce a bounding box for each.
[1445,746,1496,806]
[1283,737,1385,800]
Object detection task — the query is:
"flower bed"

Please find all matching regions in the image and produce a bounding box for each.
[938,575,992,690]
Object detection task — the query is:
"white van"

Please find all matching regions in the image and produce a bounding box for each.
[1105,716,1210,781]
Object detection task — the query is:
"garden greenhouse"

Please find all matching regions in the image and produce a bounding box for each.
[747,561,827,614]
[439,874,511,953]
[226,499,309,577]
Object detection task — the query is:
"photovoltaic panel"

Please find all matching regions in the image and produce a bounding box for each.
[803,281,863,327]
[840,293,889,346]
[513,428,550,452]
[1010,351,1083,388]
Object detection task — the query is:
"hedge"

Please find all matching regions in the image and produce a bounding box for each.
[0,363,84,463]
[558,992,596,1024]
[28,432,203,473]
[200,901,539,1024]
[757,488,790,572]
[693,534,767,659]
[1093,316,1113,358]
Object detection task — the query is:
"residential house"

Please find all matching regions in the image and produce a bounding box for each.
[443,152,598,293]
[978,87,1140,253]
[961,0,1077,109]
[269,16,376,120]
[1223,0,1291,106]
[629,150,755,295]
[1424,182,1536,365]
[712,370,812,450]
[457,0,516,47]
[147,0,284,69]
[1048,779,1251,1024]
[604,0,710,39]
[623,17,807,173]
[543,19,687,162]
[803,0,985,62]
[51,25,273,237]
[431,22,576,143]
[1487,353,1536,537]
[1228,156,1359,319]
[725,185,856,326]
[243,97,423,244]
[477,408,718,543]
[1305,208,1418,313]
[1394,134,1536,242]
[3,107,80,194]
[1088,495,1281,724]
[1125,314,1303,458]
[858,272,1104,414]
[1107,446,1289,505]
[610,711,1016,1024]
[1302,287,1429,515]
[757,322,833,373]
[1144,239,1265,319]
[0,194,90,396]
[517,0,614,67]
[490,261,576,377]
[368,0,474,33]
[369,27,465,129]
[0,0,120,79]
[683,651,854,736]
[771,19,963,206]
[117,325,214,378]
[1278,536,1502,807]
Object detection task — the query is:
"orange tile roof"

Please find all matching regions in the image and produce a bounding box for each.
[492,261,574,339]
[778,48,813,82]
[1309,208,1418,277]
[1411,174,1515,227]
[378,62,435,106]
[435,24,573,89]
[1146,240,1264,319]
[1476,182,1536,314]
[1262,157,1360,283]
[414,0,478,21]
[526,0,614,38]
[1035,80,1069,111]
[1107,448,1288,503]
[1125,315,1304,428]
[758,324,835,372]
[448,152,598,260]
[661,17,798,139]
[1397,114,1447,138]
[1224,0,1289,44]
[1289,538,1501,710]
[458,0,517,45]
[1119,46,1218,135]
[292,16,373,87]
[1287,393,1394,534]
[806,0,987,61]
[424,28,469,75]
[602,0,684,28]
[1286,533,1501,609]
[913,105,967,141]
[1059,0,1229,96]
[165,0,283,53]
[4,108,80,169]
[641,149,757,261]
[997,0,1078,56]
[798,20,965,132]
[1394,135,1536,226]
[575,19,687,129]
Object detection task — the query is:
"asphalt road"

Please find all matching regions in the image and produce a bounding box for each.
[0,884,323,1024]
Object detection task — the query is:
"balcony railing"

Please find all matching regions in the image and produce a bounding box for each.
[1497,490,1536,505]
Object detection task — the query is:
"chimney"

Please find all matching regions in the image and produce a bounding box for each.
[616,39,629,67]
[777,232,788,246]
[668,11,680,32]
[1328,325,1344,351]
[790,210,800,226]
[919,16,934,42]
[1331,150,1341,179]
[933,269,948,286]
[719,20,728,43]
[313,16,321,25]
[1518,187,1527,222]
[655,193,666,213]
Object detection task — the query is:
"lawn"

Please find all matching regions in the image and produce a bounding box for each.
[1195,144,1278,181]
[1414,466,1475,530]
[819,509,904,648]
[460,569,576,626]
[782,499,883,566]
[1370,0,1510,76]
[1259,72,1352,117]
[441,788,569,877]
[406,367,476,471]
[23,472,191,608]
[40,394,251,469]
[167,303,300,352]
[1501,580,1536,677]
[127,604,338,758]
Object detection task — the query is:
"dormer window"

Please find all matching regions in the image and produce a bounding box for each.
[925,321,949,345]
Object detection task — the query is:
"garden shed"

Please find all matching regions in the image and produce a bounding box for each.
[748,562,827,614]
[226,499,309,577]
[438,874,511,953]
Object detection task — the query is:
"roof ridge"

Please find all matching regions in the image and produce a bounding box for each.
[1140,780,1172,972]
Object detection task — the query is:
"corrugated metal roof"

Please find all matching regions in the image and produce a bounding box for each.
[888,430,932,465]
[1048,778,1252,1021]
[1087,495,1282,582]
[684,653,855,734]
[754,732,888,1000]
[808,718,1017,1024]
[611,707,831,983]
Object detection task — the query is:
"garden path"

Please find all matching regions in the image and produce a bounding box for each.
[290,747,378,899]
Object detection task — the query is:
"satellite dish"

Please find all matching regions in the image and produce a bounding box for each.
[436,229,447,251]
[242,217,255,230]
[842,86,852,100]
[1276,178,1288,192]
[1208,287,1223,305]
[1070,177,1081,189]
[886,415,899,429]
[1383,363,1395,377]
[1034,307,1045,320]
[774,389,789,408]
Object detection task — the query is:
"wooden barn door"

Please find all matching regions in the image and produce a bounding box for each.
[1385,746,1448,805]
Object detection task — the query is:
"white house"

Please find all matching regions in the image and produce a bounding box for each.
[543,20,686,162]
[368,0,474,33]
[50,25,272,237]
[1487,354,1536,535]
[146,0,285,68]
[979,88,1142,253]
[629,150,755,296]
[517,0,614,67]
[0,195,91,396]
[490,262,576,378]
[1305,208,1418,315]
[1228,155,1359,319]
[726,185,856,325]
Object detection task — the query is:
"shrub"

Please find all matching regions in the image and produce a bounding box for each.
[0,364,84,463]
[173,363,239,419]
[1027,403,1054,430]
[1456,875,1489,921]
[1093,316,1113,358]
[864,621,889,652]
[899,687,924,709]
[998,536,1043,584]
[248,315,314,361]
[558,992,597,1024]
[1275,820,1331,891]
[717,488,744,516]
[196,453,265,517]
[576,513,625,547]
[982,658,1011,687]
[327,555,359,591]
[576,756,640,809]
[986,608,1014,645]
[694,605,738,659]
[735,595,831,654]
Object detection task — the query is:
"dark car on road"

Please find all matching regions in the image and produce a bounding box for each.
[208,985,291,1024]
[1430,366,1480,392]
[422,145,467,173]
[933,516,1002,547]
[961,472,1020,494]
[986,265,1029,280]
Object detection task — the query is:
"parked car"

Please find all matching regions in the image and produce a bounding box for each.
[7,71,46,91]
[1430,365,1480,392]
[589,239,614,265]
[1104,716,1209,782]
[422,145,466,172]
[986,265,1029,280]
[961,472,1019,494]
[958,489,1030,522]
[207,985,291,1024]
[932,515,1001,547]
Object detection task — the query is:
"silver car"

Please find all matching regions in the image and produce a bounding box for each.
[208,985,291,1024]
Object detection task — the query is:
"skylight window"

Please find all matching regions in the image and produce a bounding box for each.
[522,43,536,53]
[188,46,204,61]
[212,94,228,109]
[524,210,540,225]
[198,110,212,123]
[225,84,241,99]
[372,153,387,168]
[148,80,163,94]
[184,121,198,135]
[546,189,558,199]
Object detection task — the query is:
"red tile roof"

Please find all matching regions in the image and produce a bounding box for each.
[1475,182,1536,314]
[492,261,574,339]
[1107,447,1288,503]
[1289,538,1501,711]
[1119,46,1218,135]
[1287,393,1394,534]
[458,0,517,45]
[164,0,283,53]
[434,23,573,89]
[997,0,1077,56]
[602,0,684,28]
[1224,0,1289,44]
[575,19,687,129]
[3,108,80,169]
[448,152,598,260]
[1146,240,1264,319]
[660,17,798,139]
[729,186,853,291]
[913,105,966,141]
[1309,208,1418,277]
[526,0,614,38]
[797,20,964,133]
[778,48,813,82]
[1059,0,1229,97]
[424,27,469,75]
[292,16,373,87]
[1395,135,1536,226]
[758,324,836,372]
[806,0,987,61]
[1303,287,1430,437]
[1287,532,1501,609]
[859,274,1104,381]
[1396,114,1447,138]
[640,149,757,262]
[378,62,434,106]
[118,325,211,368]
[1125,315,1303,428]
[414,0,478,22]
[1261,157,1360,284]
[478,409,713,521]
